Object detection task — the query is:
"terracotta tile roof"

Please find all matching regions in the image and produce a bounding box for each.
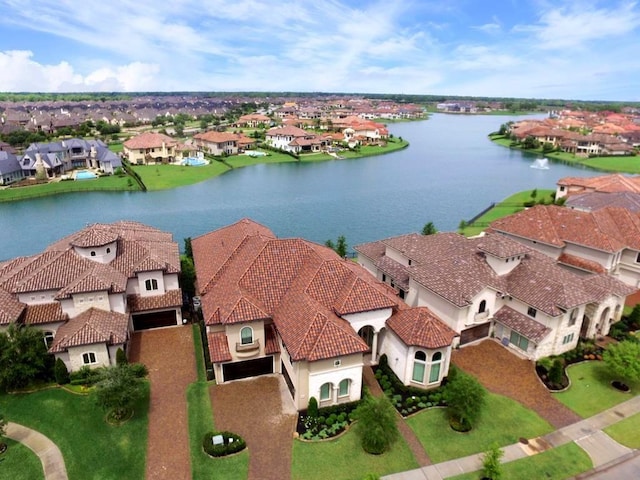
[123,132,175,150]
[266,125,311,137]
[490,205,640,252]
[376,256,410,290]
[387,307,458,349]
[127,289,182,312]
[207,332,232,363]
[557,174,640,194]
[70,226,118,248]
[565,192,640,213]
[494,306,551,343]
[23,302,67,325]
[49,307,128,353]
[580,274,636,301]
[265,324,280,355]
[193,131,240,144]
[0,287,25,325]
[558,253,606,274]
[356,232,623,317]
[193,220,401,361]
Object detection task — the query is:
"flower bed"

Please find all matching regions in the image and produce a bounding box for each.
[202,431,246,457]
[375,354,447,416]
[536,340,603,391]
[296,401,360,440]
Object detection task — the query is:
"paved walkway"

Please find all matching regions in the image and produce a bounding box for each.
[5,422,68,480]
[363,366,432,466]
[382,394,640,480]
[452,340,581,428]
[209,375,298,480]
[129,326,197,480]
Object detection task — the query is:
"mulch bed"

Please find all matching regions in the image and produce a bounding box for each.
[452,340,581,429]
[129,326,197,480]
[209,375,298,480]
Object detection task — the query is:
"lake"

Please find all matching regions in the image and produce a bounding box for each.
[0,113,593,260]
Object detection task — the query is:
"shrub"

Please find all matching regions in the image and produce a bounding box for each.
[116,348,128,366]
[54,358,70,385]
[308,397,319,418]
[129,363,148,378]
[202,431,246,457]
[69,365,103,386]
[482,443,504,479]
[353,395,399,454]
[548,358,565,386]
[444,368,486,429]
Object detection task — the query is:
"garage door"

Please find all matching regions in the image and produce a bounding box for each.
[133,311,177,330]
[223,356,274,382]
[460,323,491,345]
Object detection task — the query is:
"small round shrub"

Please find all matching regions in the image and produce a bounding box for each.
[129,363,148,378]
[202,431,246,457]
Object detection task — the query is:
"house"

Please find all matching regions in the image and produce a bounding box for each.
[235,113,271,128]
[123,132,178,164]
[191,219,457,410]
[20,139,122,176]
[565,191,640,213]
[0,151,24,185]
[556,173,640,199]
[0,222,183,371]
[355,232,633,360]
[192,131,256,156]
[265,126,326,153]
[490,204,640,289]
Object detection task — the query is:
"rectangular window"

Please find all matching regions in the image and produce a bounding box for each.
[428,363,441,383]
[320,383,331,401]
[509,331,529,351]
[527,307,537,318]
[82,352,97,365]
[562,333,575,345]
[412,362,425,383]
[145,279,158,291]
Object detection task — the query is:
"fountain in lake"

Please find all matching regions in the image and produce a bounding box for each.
[531,158,550,169]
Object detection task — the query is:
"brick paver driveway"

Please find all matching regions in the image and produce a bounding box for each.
[452,339,581,429]
[210,375,298,480]
[129,326,197,480]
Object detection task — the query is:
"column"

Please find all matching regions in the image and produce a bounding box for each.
[371,330,379,361]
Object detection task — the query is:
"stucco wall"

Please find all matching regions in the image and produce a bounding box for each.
[307,354,363,407]
[71,290,111,314]
[67,343,111,371]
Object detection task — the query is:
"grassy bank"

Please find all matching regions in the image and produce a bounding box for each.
[0,438,45,480]
[489,134,640,173]
[460,188,555,237]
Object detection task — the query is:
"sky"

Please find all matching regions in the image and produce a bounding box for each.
[0,0,638,100]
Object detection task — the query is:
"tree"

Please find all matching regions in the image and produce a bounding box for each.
[422,222,437,235]
[54,358,70,385]
[530,188,538,200]
[481,443,504,480]
[95,364,144,421]
[0,325,51,391]
[184,237,193,260]
[444,368,486,429]
[603,340,640,384]
[353,395,399,454]
[458,220,468,231]
[325,235,348,258]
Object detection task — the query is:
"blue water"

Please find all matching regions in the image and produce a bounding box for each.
[181,157,208,166]
[75,170,98,180]
[0,114,594,260]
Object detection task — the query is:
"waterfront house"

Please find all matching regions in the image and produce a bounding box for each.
[123,132,178,164]
[355,232,633,360]
[265,126,326,153]
[0,151,24,185]
[490,204,640,289]
[192,219,457,410]
[556,173,640,199]
[0,222,183,371]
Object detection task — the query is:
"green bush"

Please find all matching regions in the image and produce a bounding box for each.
[69,365,103,386]
[308,396,319,418]
[54,358,70,385]
[129,363,148,378]
[548,358,565,386]
[202,431,246,457]
[116,348,128,366]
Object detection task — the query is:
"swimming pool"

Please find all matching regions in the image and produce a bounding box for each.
[181,157,208,166]
[244,151,268,157]
[75,170,98,180]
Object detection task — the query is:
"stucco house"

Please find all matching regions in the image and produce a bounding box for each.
[193,131,256,156]
[490,204,640,288]
[192,219,457,410]
[356,232,634,360]
[556,173,640,200]
[265,126,327,153]
[0,222,183,371]
[123,132,179,164]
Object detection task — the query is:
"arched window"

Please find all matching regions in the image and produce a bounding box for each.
[338,379,350,397]
[412,351,427,383]
[429,352,443,384]
[43,331,55,349]
[320,382,332,401]
[478,300,486,313]
[240,327,253,345]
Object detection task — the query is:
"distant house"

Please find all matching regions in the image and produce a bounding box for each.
[0,222,183,371]
[192,219,457,409]
[192,131,255,156]
[556,173,640,199]
[235,113,271,128]
[265,126,327,153]
[490,204,640,288]
[123,132,178,164]
[0,151,24,185]
[356,232,633,360]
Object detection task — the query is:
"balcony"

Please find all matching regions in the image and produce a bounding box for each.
[235,339,260,357]
[469,310,490,325]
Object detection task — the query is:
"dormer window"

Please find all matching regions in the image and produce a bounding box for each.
[145,279,158,291]
[527,307,537,318]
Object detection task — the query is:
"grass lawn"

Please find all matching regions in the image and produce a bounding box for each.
[554,361,640,418]
[0,438,45,480]
[0,175,140,202]
[460,189,554,237]
[131,162,230,190]
[0,385,149,480]
[188,325,249,480]
[604,412,640,448]
[291,428,418,480]
[407,394,553,463]
[108,142,123,153]
[448,442,592,480]
[340,138,409,158]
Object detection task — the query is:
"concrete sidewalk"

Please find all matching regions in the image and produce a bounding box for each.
[5,422,68,480]
[382,395,640,480]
